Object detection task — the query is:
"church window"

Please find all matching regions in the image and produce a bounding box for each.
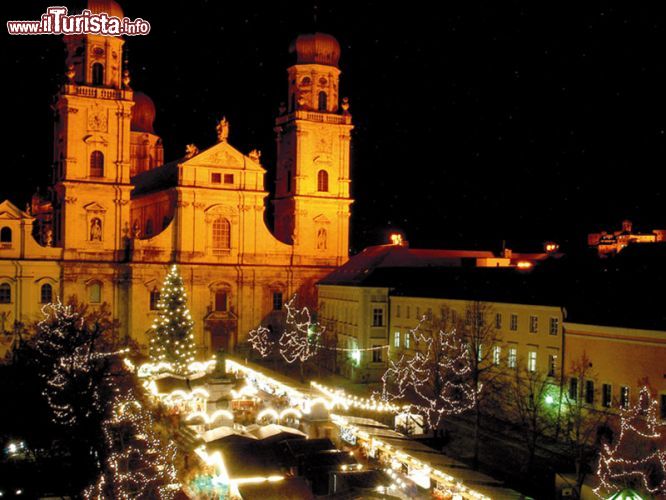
[212,218,231,250]
[40,283,53,304]
[92,62,104,86]
[272,291,283,311]
[215,291,228,312]
[317,170,329,192]
[145,219,154,237]
[211,173,222,184]
[0,283,11,304]
[149,289,160,310]
[301,76,311,85]
[224,174,234,184]
[0,227,11,244]
[90,151,104,177]
[318,91,327,112]
[89,282,101,304]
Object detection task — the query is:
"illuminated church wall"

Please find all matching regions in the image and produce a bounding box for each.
[0,1,353,357]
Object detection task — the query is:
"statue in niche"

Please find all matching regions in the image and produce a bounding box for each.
[216,117,229,143]
[316,227,327,250]
[90,218,102,241]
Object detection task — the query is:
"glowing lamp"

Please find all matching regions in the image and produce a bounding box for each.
[545,395,554,405]
[389,233,403,245]
[351,349,361,366]
[516,261,533,270]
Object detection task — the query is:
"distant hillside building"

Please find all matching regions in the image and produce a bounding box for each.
[588,220,666,256]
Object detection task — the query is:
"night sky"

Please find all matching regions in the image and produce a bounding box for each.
[2,1,665,254]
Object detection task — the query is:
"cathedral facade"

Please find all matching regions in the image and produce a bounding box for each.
[0,0,352,356]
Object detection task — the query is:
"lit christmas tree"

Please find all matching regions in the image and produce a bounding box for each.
[149,264,197,375]
[594,385,666,498]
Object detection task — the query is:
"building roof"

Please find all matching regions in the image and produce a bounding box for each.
[320,245,666,331]
[319,244,498,286]
[238,477,314,500]
[289,33,341,67]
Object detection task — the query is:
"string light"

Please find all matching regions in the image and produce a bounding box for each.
[593,386,666,498]
[35,300,129,426]
[278,296,324,363]
[248,325,273,358]
[330,414,490,499]
[85,387,180,499]
[379,318,478,428]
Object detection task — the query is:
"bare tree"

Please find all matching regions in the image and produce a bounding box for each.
[454,301,506,469]
[561,352,609,498]
[509,365,558,475]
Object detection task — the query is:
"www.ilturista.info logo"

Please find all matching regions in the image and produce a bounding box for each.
[7,6,150,36]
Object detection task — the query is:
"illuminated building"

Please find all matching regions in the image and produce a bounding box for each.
[588,219,666,256]
[317,241,562,382]
[563,323,666,416]
[0,1,352,355]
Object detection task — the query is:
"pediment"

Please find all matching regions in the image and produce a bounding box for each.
[83,202,107,213]
[83,134,109,145]
[313,214,331,224]
[0,200,31,220]
[182,141,265,172]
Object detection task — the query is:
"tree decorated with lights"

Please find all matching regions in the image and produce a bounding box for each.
[594,385,666,498]
[248,325,273,358]
[149,264,196,375]
[35,299,121,427]
[380,317,477,429]
[85,384,179,500]
[277,295,324,380]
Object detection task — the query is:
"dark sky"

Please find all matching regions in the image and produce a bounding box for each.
[2,1,665,254]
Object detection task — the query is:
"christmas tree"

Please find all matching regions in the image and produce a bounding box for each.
[149,264,196,375]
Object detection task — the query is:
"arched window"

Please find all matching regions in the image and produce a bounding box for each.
[317,170,329,192]
[90,151,104,177]
[89,282,101,304]
[301,76,312,86]
[212,218,231,250]
[40,283,53,304]
[145,219,154,237]
[0,283,11,304]
[92,62,104,86]
[0,227,11,244]
[318,91,327,112]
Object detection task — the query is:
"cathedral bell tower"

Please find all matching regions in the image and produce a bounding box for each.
[51,0,133,257]
[273,33,353,266]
